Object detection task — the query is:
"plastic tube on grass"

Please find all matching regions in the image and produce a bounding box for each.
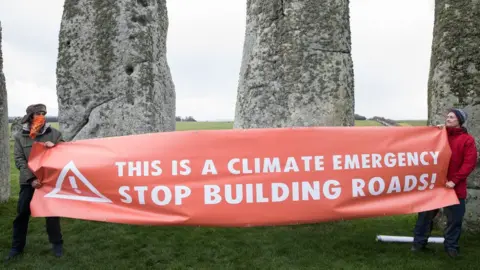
[376,235,444,243]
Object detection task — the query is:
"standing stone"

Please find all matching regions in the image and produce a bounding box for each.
[57,0,176,141]
[9,117,22,141]
[0,21,10,202]
[428,0,480,231]
[234,0,354,128]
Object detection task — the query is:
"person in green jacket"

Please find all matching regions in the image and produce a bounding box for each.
[6,104,64,261]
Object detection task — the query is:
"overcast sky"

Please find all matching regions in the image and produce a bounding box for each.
[0,0,435,121]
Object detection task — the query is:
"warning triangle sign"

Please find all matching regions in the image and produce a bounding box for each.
[44,161,112,203]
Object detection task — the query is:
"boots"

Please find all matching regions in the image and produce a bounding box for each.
[52,243,63,257]
[4,249,22,262]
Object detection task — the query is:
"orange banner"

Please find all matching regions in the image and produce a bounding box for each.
[28,126,459,227]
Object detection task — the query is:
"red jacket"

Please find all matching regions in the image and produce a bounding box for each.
[446,127,478,199]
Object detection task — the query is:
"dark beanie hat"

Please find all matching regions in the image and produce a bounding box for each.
[449,108,467,126]
[21,104,47,124]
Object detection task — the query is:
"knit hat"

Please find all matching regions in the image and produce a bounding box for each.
[21,103,47,124]
[449,108,467,126]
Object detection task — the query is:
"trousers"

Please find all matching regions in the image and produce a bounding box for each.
[412,199,466,252]
[11,184,63,251]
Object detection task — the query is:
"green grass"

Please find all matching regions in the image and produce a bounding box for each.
[3,120,477,269]
[397,120,428,126]
[176,121,233,130]
[355,120,382,126]
[8,119,423,134]
[176,120,383,129]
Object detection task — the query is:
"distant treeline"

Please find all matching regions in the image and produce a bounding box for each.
[370,116,399,126]
[355,114,399,126]
[176,116,197,122]
[354,114,367,120]
[8,116,58,123]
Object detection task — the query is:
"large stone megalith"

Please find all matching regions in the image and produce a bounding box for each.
[9,117,22,140]
[0,21,10,202]
[234,0,354,128]
[427,0,480,231]
[57,0,176,141]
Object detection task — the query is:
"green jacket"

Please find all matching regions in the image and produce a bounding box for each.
[14,124,64,186]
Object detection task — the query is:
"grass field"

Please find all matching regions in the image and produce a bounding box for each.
[3,120,479,269]
[396,120,428,126]
[171,120,425,129]
[7,119,424,133]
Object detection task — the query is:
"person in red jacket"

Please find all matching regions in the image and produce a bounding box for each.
[411,108,478,258]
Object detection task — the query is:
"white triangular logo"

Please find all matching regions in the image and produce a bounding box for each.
[44,161,112,203]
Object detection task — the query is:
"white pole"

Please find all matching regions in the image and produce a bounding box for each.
[376,235,444,244]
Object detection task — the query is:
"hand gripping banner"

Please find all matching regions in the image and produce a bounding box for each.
[28,126,459,227]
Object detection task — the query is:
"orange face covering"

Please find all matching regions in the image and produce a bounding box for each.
[30,115,46,139]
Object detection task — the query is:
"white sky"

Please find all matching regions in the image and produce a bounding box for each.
[0,0,435,121]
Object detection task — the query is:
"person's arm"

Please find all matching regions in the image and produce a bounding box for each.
[450,137,478,184]
[13,136,36,184]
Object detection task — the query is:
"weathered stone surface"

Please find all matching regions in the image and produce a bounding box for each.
[9,117,22,141]
[427,0,480,188]
[433,189,480,232]
[57,0,176,141]
[427,0,480,231]
[234,0,354,128]
[0,21,10,202]
[432,208,447,231]
[464,188,480,231]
